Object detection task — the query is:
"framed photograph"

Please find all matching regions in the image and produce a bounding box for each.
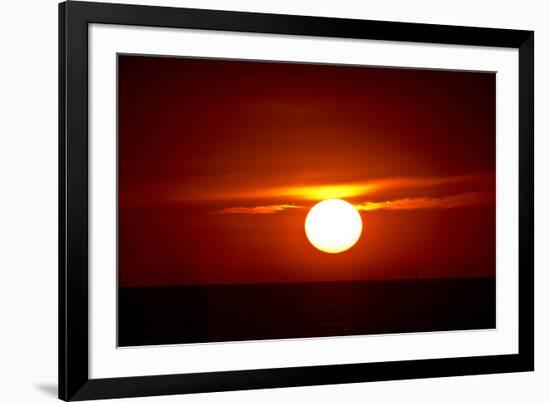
[59,1,534,400]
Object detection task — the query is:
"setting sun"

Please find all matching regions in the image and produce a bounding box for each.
[305,199,363,253]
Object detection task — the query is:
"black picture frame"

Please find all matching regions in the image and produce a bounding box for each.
[59,1,534,400]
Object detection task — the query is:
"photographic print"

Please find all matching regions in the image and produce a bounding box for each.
[59,4,534,399]
[117,55,496,347]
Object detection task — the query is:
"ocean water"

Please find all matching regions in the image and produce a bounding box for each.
[118,278,495,347]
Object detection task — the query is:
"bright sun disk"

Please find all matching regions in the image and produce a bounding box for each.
[305,199,363,253]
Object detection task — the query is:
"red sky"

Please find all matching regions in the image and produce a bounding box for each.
[118,55,496,287]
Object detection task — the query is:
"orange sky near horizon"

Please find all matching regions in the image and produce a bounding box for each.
[118,55,496,287]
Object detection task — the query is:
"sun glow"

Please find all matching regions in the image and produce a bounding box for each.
[305,199,363,253]
[278,183,377,201]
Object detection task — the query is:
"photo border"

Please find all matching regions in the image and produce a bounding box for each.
[59,1,534,400]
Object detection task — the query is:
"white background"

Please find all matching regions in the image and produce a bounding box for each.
[0,0,547,401]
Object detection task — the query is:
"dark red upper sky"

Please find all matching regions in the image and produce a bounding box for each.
[118,55,496,287]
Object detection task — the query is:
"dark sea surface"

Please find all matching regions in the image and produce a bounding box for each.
[118,278,496,347]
